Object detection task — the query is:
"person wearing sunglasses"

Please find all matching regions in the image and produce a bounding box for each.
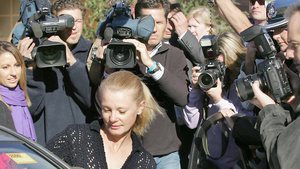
[249,0,268,26]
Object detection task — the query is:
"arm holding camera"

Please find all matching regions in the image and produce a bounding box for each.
[183,66,237,129]
[48,36,76,66]
[123,39,156,69]
[250,64,300,169]
[214,0,252,34]
[123,38,189,106]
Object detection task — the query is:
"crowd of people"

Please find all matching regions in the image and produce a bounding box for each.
[1,0,300,168]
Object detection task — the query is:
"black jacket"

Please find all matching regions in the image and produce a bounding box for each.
[46,120,156,169]
[259,104,300,169]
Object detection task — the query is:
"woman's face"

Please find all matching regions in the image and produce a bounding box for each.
[0,52,21,88]
[100,89,144,139]
[188,17,210,41]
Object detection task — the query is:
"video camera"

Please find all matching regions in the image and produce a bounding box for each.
[235,25,293,102]
[197,35,226,90]
[97,0,154,68]
[12,0,74,68]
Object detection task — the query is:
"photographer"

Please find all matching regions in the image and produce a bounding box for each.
[249,4,300,169]
[18,0,93,145]
[183,32,252,169]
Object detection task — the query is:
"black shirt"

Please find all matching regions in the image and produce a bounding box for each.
[46,120,156,169]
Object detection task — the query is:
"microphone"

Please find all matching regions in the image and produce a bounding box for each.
[103,27,113,42]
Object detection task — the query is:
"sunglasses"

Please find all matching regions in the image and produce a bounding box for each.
[250,0,265,5]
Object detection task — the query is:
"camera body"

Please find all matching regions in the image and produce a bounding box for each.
[236,25,292,102]
[97,1,155,68]
[12,0,74,68]
[198,35,226,90]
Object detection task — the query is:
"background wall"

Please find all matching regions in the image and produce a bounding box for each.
[0,0,20,41]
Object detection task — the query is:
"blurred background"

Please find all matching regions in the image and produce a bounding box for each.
[0,0,249,41]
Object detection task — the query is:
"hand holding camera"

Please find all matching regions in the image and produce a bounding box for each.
[18,37,35,60]
[205,78,223,103]
[249,81,276,109]
[236,25,293,103]
[48,35,76,66]
[122,39,153,68]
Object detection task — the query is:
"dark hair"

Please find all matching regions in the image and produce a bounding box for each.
[134,0,170,19]
[51,0,86,17]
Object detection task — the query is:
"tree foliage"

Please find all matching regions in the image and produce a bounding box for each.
[82,0,234,41]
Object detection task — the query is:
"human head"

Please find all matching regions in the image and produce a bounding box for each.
[285,4,300,65]
[217,32,246,73]
[95,71,164,136]
[0,41,30,105]
[187,6,213,41]
[51,0,86,46]
[135,0,169,50]
[264,0,300,58]
[164,2,181,40]
[248,0,267,25]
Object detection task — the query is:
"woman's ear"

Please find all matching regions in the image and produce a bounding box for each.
[137,100,145,115]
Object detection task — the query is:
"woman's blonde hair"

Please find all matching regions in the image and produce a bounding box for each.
[96,71,164,136]
[187,6,216,35]
[0,41,31,106]
[218,32,246,73]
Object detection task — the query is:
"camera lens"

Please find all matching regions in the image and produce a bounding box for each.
[111,46,131,66]
[198,72,216,90]
[201,74,213,86]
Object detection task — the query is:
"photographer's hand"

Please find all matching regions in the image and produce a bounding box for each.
[48,36,76,66]
[17,37,35,60]
[250,81,275,109]
[170,11,188,37]
[123,39,154,68]
[205,78,223,103]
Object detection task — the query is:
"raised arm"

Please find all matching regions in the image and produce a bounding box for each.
[214,0,252,34]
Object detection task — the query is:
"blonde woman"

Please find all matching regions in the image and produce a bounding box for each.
[47,71,164,169]
[0,41,36,141]
[187,7,215,41]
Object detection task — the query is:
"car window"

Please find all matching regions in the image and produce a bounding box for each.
[0,141,59,169]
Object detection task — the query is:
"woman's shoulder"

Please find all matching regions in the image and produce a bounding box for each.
[64,121,101,136]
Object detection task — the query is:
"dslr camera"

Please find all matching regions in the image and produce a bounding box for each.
[235,25,292,102]
[97,0,154,68]
[197,35,226,90]
[12,0,74,68]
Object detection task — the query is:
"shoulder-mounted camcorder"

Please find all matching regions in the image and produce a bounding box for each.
[12,0,74,68]
[97,0,154,69]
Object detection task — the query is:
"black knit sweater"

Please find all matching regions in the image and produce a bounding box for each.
[46,120,156,169]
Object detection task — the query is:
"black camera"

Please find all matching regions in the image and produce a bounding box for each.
[12,0,74,68]
[198,35,226,90]
[97,1,154,68]
[236,25,292,102]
